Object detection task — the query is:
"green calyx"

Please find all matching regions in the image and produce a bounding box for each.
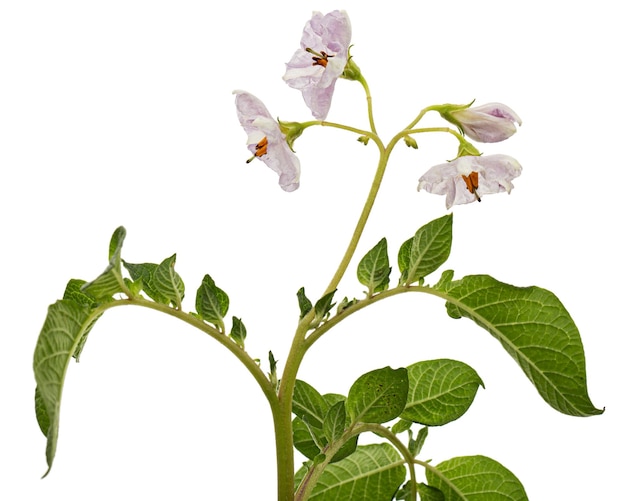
[278,119,306,151]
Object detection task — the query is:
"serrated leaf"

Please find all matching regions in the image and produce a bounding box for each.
[153,254,185,309]
[426,455,528,501]
[123,261,169,304]
[295,443,406,500]
[195,274,228,330]
[293,380,329,429]
[323,401,346,443]
[399,214,452,285]
[346,367,409,424]
[297,287,313,318]
[441,275,603,417]
[82,227,127,300]
[401,359,483,426]
[229,316,246,348]
[357,238,391,295]
[33,299,98,476]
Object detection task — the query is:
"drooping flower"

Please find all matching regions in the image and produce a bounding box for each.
[447,103,522,143]
[283,10,352,120]
[418,154,522,209]
[233,90,300,192]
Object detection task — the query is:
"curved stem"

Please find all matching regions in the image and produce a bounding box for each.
[366,425,418,501]
[105,297,278,405]
[405,126,464,141]
[403,104,440,131]
[358,76,377,134]
[322,145,389,296]
[295,422,418,501]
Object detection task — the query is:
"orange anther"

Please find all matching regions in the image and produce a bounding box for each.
[462,171,481,202]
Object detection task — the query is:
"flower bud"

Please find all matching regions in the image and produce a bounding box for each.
[438,101,522,143]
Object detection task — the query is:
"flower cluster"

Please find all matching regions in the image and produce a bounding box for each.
[234,10,523,208]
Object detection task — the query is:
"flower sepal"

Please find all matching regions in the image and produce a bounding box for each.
[341,46,363,82]
[431,101,475,130]
[278,119,306,152]
[456,140,481,158]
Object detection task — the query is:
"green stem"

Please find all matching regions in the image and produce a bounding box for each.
[358,75,377,134]
[404,105,440,131]
[322,144,389,295]
[366,425,418,501]
[294,422,417,501]
[106,297,278,404]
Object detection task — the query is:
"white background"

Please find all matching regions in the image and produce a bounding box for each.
[1,1,623,499]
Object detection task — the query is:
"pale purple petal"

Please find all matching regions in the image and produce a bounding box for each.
[233,90,301,192]
[283,10,351,120]
[418,154,522,208]
[451,102,522,143]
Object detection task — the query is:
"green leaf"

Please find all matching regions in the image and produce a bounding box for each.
[229,316,246,348]
[297,287,313,318]
[63,279,96,307]
[82,226,127,300]
[409,426,428,457]
[391,418,413,435]
[33,299,97,476]
[293,380,329,429]
[293,416,326,460]
[34,386,50,436]
[415,483,445,501]
[122,261,169,304]
[440,275,603,417]
[401,359,483,426]
[357,238,391,295]
[293,415,358,464]
[399,214,452,285]
[295,443,406,500]
[314,290,337,324]
[195,274,228,330]
[323,400,346,443]
[337,296,359,315]
[153,254,185,309]
[62,279,102,361]
[434,269,454,290]
[268,351,278,390]
[426,455,528,501]
[346,367,409,424]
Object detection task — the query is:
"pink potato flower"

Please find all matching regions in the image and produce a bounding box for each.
[449,103,522,143]
[233,90,300,192]
[283,10,352,120]
[418,154,522,209]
